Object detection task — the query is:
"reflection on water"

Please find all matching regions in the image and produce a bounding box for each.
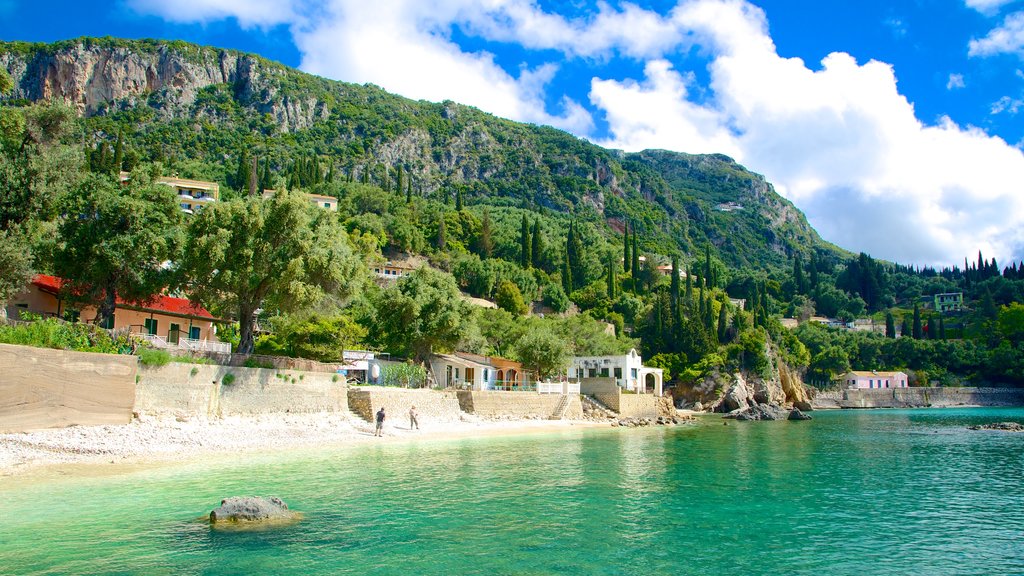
[2,409,1024,575]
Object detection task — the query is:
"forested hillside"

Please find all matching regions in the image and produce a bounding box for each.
[2,37,1023,390]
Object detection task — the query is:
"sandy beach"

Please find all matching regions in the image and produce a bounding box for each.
[0,412,615,478]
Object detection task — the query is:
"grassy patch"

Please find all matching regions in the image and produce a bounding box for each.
[138,348,172,367]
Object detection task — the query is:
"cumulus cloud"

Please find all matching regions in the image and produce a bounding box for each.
[591,0,1024,265]
[970,11,1024,57]
[126,0,1024,266]
[947,73,966,89]
[965,0,1017,15]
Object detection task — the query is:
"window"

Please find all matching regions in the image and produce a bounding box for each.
[99,314,115,330]
[600,368,609,377]
[324,202,332,208]
[144,318,158,335]
[614,367,622,379]
[189,326,201,340]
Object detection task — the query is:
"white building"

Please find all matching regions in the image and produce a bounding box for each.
[567,348,664,395]
[841,370,909,389]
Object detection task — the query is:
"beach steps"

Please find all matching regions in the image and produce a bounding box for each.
[549,394,572,420]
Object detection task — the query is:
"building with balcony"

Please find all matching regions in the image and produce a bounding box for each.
[934,292,964,313]
[6,275,229,353]
[120,172,220,215]
[567,349,664,395]
[430,352,530,390]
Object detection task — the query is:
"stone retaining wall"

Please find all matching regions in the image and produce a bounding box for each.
[457,390,584,419]
[136,363,347,418]
[347,386,464,423]
[812,387,1024,409]
[0,343,137,432]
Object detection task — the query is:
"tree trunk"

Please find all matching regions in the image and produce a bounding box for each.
[237,306,257,355]
[94,283,117,326]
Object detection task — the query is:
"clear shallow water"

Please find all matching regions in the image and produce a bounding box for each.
[2,408,1023,576]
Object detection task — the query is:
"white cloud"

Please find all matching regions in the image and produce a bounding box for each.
[591,0,1024,266]
[965,0,1017,15]
[970,11,1024,57]
[127,0,298,27]
[947,73,966,89]
[127,0,1024,266]
[991,95,1024,113]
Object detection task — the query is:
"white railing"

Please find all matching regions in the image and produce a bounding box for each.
[537,381,581,395]
[138,332,231,354]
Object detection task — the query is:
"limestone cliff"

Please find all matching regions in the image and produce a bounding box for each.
[0,39,326,132]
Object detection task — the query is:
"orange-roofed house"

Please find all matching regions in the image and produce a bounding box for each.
[5,275,230,353]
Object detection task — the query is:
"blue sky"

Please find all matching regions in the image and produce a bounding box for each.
[3,0,1024,267]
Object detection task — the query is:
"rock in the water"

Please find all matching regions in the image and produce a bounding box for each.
[788,409,813,421]
[793,400,813,412]
[209,496,300,527]
[726,403,787,421]
[692,401,704,412]
[968,422,1024,432]
[721,374,754,412]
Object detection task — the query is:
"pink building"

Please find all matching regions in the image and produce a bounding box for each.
[841,370,909,389]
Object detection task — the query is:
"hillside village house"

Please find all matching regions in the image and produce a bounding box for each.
[568,349,664,395]
[841,370,909,389]
[6,275,229,353]
[430,352,529,390]
[373,257,421,281]
[934,292,964,313]
[262,189,338,211]
[120,172,220,215]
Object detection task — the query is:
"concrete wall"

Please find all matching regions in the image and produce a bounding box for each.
[348,386,464,423]
[456,390,584,420]
[0,343,137,432]
[136,363,347,418]
[813,387,1024,409]
[579,377,618,396]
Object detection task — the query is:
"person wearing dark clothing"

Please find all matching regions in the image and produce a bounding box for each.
[375,407,386,437]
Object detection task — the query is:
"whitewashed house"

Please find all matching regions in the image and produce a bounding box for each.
[841,370,909,389]
[567,348,664,395]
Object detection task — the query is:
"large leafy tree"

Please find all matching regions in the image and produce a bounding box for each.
[372,267,473,364]
[180,191,362,354]
[514,326,570,379]
[53,169,182,325]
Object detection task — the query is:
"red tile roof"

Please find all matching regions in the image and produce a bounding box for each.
[31,275,218,321]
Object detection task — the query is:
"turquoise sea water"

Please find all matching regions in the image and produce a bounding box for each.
[2,408,1023,575]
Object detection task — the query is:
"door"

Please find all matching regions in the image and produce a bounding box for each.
[144,318,159,336]
[168,323,180,344]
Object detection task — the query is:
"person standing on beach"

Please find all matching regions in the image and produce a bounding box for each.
[375,406,386,437]
[409,405,419,430]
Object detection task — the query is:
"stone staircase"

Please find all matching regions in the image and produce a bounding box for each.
[549,394,572,420]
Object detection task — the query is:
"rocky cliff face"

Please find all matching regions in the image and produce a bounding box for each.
[0,40,326,132]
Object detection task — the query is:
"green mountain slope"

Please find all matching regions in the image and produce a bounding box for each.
[0,37,839,270]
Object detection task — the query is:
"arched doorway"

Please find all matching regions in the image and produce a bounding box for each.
[496,370,504,390]
[507,369,518,389]
[645,373,657,394]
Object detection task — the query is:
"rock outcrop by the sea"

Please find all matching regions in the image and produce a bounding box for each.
[209,496,300,527]
[724,403,788,421]
[788,409,812,421]
[968,422,1024,432]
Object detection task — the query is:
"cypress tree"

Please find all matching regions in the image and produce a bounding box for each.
[626,228,634,286]
[704,246,712,288]
[606,253,617,300]
[395,165,404,195]
[437,214,447,251]
[698,283,706,320]
[478,209,494,258]
[98,141,110,173]
[901,316,911,338]
[670,256,680,323]
[684,266,693,309]
[885,312,896,338]
[794,255,805,294]
[406,178,412,203]
[912,303,922,339]
[809,252,819,289]
[456,188,464,211]
[112,129,124,174]
[531,219,543,269]
[561,251,573,295]
[623,223,631,274]
[235,151,251,193]
[520,215,531,268]
[717,301,728,343]
[939,317,946,340]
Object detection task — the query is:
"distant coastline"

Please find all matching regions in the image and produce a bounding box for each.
[812,386,1024,409]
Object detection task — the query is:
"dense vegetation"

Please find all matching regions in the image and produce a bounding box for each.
[2,39,1024,389]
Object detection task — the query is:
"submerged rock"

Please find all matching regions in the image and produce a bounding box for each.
[788,409,813,421]
[209,496,300,528]
[968,422,1024,432]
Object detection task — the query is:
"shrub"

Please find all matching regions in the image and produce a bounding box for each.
[243,357,275,369]
[495,280,528,316]
[0,318,125,354]
[138,348,171,367]
[222,372,236,386]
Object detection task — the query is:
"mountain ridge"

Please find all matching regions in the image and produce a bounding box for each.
[0,36,844,270]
